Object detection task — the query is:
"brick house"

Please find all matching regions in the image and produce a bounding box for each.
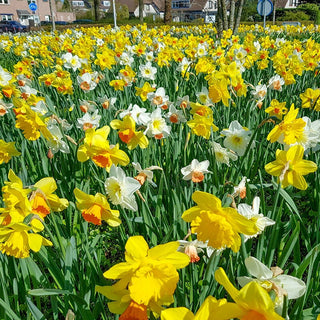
[0,0,75,25]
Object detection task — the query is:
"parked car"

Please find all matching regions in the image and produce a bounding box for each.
[0,21,15,33]
[55,21,68,25]
[4,21,27,32]
[72,19,93,24]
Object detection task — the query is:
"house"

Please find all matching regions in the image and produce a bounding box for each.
[276,0,300,9]
[133,0,165,19]
[172,0,218,23]
[0,0,75,25]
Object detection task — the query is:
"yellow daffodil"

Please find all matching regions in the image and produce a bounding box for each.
[74,188,121,226]
[215,268,284,320]
[300,88,320,111]
[208,77,231,106]
[0,139,21,164]
[135,82,155,102]
[161,296,238,320]
[96,236,189,318]
[182,191,258,252]
[77,126,130,171]
[265,100,288,120]
[265,145,317,190]
[0,220,52,259]
[30,177,69,219]
[110,116,149,150]
[267,104,306,145]
[187,114,218,140]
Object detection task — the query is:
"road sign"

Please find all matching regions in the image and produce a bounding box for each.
[29,2,38,11]
[257,0,273,16]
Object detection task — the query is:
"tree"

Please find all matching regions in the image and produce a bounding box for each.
[139,0,144,22]
[216,0,246,34]
[164,0,172,24]
[93,0,99,21]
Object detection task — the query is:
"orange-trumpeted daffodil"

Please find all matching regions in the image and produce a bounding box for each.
[0,139,21,164]
[265,100,288,120]
[0,219,52,259]
[182,191,258,252]
[74,188,121,226]
[161,296,240,320]
[77,125,130,171]
[96,236,189,319]
[215,268,284,320]
[265,145,317,190]
[110,115,149,150]
[267,104,306,145]
[30,177,69,219]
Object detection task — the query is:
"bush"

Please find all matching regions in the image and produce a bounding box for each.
[277,9,310,21]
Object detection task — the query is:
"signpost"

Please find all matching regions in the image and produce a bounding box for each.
[257,0,273,29]
[28,2,37,12]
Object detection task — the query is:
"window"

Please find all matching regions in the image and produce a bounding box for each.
[172,0,190,9]
[1,14,12,20]
[208,1,213,9]
[72,0,84,6]
[146,4,150,11]
[0,0,9,4]
[102,0,110,6]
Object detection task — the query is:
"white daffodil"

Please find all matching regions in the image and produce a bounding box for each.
[0,99,13,116]
[132,162,162,187]
[237,196,275,241]
[211,141,238,166]
[181,159,211,183]
[177,240,209,263]
[165,105,187,124]
[147,87,170,109]
[105,165,141,211]
[237,256,306,317]
[0,66,12,86]
[119,104,151,126]
[196,86,213,106]
[144,108,171,139]
[268,74,285,91]
[77,72,98,92]
[98,95,117,110]
[76,110,101,130]
[251,84,268,100]
[47,122,70,154]
[61,52,82,71]
[221,120,253,156]
[139,61,157,81]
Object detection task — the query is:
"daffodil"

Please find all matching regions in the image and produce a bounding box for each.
[96,236,189,318]
[0,220,52,259]
[110,115,149,150]
[237,256,306,316]
[30,177,69,219]
[215,268,284,320]
[265,145,317,190]
[161,296,237,320]
[77,126,130,171]
[74,188,121,226]
[221,121,253,156]
[267,104,306,145]
[187,114,218,140]
[182,191,258,252]
[265,100,288,120]
[105,165,141,211]
[181,159,211,183]
[0,139,21,164]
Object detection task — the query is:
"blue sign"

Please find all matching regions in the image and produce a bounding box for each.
[29,2,38,11]
[257,0,273,16]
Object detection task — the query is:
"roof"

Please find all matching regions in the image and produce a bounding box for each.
[276,0,289,8]
[17,10,31,16]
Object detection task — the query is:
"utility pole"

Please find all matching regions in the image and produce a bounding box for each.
[112,0,117,28]
[48,0,55,31]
